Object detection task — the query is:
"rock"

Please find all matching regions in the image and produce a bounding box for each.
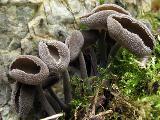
[0,50,20,119]
[8,38,21,51]
[0,0,98,119]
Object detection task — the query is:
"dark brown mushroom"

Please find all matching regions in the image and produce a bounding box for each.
[11,82,35,119]
[80,29,100,49]
[65,30,84,61]
[80,10,119,30]
[9,55,55,117]
[36,86,56,116]
[80,30,100,75]
[80,4,131,68]
[9,55,49,85]
[39,40,70,73]
[38,40,72,110]
[80,3,130,19]
[65,30,88,79]
[80,4,130,30]
[107,14,155,57]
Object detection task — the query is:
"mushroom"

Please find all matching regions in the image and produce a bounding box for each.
[80,30,100,76]
[38,40,72,109]
[80,10,120,30]
[9,55,49,85]
[80,3,131,19]
[38,41,70,73]
[107,14,155,64]
[36,86,56,116]
[9,55,55,118]
[44,90,62,113]
[42,74,60,89]
[81,29,100,49]
[80,4,131,68]
[65,30,88,79]
[11,82,36,118]
[80,4,130,30]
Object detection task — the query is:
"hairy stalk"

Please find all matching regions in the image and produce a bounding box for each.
[79,52,88,79]
[107,42,121,66]
[98,30,107,68]
[62,70,72,120]
[42,76,59,89]
[36,86,56,116]
[62,70,72,105]
[47,87,68,112]
[105,34,116,58]
[89,47,98,76]
[45,91,61,113]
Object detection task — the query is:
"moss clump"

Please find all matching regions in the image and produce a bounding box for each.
[70,3,160,120]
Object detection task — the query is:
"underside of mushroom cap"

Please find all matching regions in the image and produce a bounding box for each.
[81,30,100,48]
[80,3,131,19]
[65,30,84,61]
[80,10,121,30]
[38,40,70,73]
[9,55,49,85]
[107,14,155,56]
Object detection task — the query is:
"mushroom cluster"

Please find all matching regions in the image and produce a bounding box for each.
[8,3,155,120]
[80,3,155,67]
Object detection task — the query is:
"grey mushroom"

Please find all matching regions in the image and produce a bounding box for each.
[107,14,155,57]
[9,55,55,117]
[39,40,70,73]
[80,4,130,30]
[38,40,72,108]
[9,55,49,85]
[65,30,88,79]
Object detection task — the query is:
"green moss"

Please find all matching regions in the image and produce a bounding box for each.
[137,11,160,32]
[71,3,160,119]
[99,0,105,5]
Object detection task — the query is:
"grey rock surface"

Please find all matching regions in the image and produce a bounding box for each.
[0,0,98,119]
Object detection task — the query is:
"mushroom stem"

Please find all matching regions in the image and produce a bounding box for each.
[45,91,61,113]
[98,30,107,68]
[36,86,56,116]
[79,52,88,79]
[62,70,72,105]
[105,34,116,58]
[42,75,59,89]
[89,47,98,76]
[47,87,68,112]
[107,42,121,65]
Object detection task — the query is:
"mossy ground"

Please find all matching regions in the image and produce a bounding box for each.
[70,6,160,120]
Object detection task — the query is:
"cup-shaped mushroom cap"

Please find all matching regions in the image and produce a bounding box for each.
[39,40,70,72]
[107,14,155,56]
[65,30,84,61]
[80,10,121,30]
[80,3,131,19]
[9,55,49,85]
